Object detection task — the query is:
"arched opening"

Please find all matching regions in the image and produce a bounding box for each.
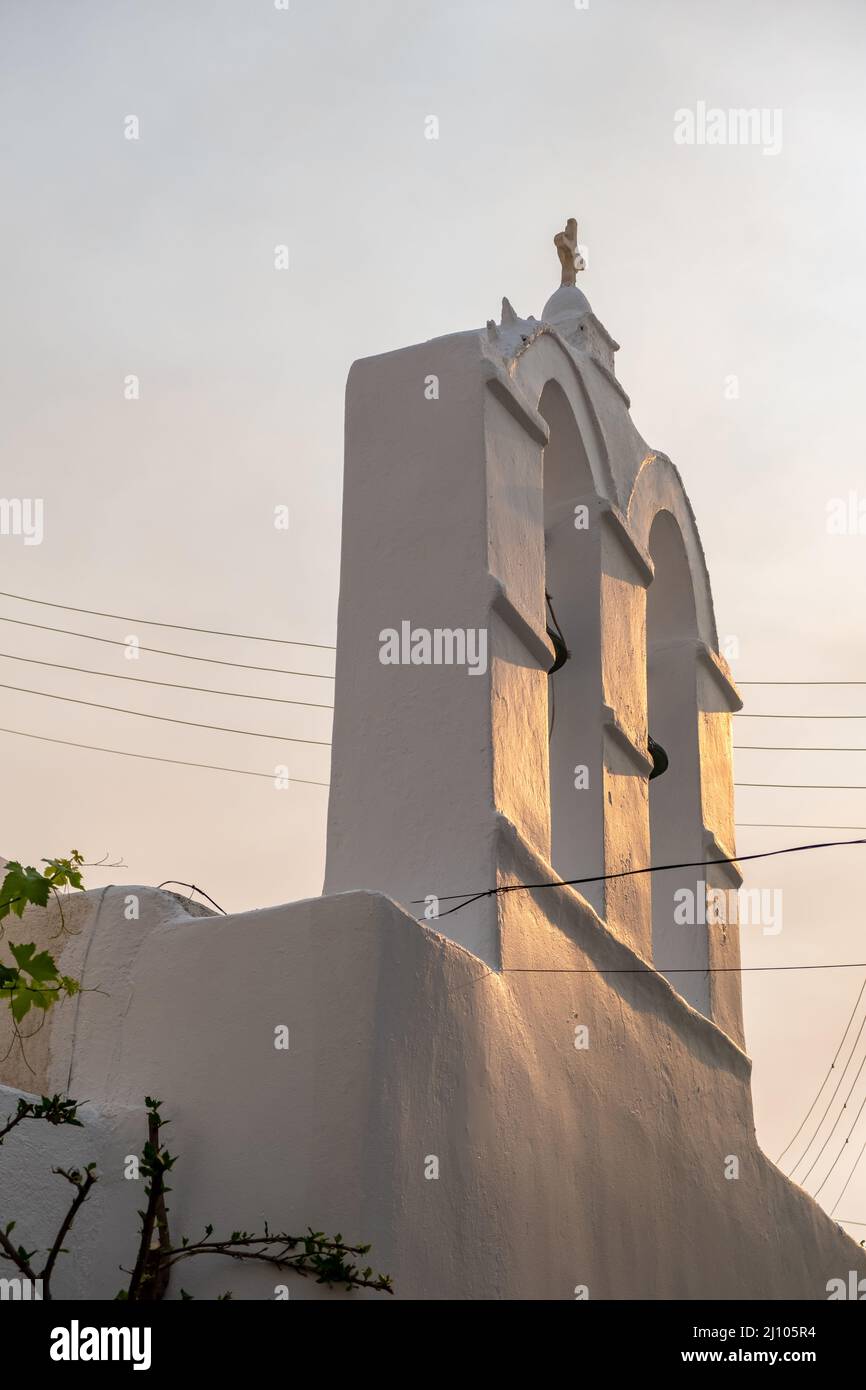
[539,381,603,912]
[646,511,708,1013]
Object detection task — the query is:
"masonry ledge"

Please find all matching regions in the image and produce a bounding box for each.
[648,638,744,712]
[544,318,632,409]
[488,575,555,670]
[493,811,753,1079]
[699,643,743,711]
[587,347,632,408]
[481,358,550,446]
[703,828,743,887]
[600,502,655,586]
[602,703,653,776]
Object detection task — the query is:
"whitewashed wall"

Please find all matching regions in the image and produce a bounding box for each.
[0,884,862,1299]
[1,288,859,1301]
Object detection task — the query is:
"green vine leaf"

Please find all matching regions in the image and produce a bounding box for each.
[0,854,87,1040]
[41,853,85,890]
[1,944,78,1021]
[10,943,59,982]
[0,863,51,921]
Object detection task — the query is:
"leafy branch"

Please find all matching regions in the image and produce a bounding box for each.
[0,853,86,1067]
[0,851,85,937]
[0,856,392,1299]
[0,1093,393,1300]
[0,1093,89,1297]
[0,1092,82,1144]
[120,1098,393,1299]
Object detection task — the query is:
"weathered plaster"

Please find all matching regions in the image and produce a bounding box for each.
[0,886,862,1299]
[1,261,852,1302]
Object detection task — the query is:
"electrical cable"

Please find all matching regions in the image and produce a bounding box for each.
[799,1048,866,1187]
[0,615,334,678]
[0,681,332,746]
[413,835,866,917]
[813,1089,866,1199]
[776,976,866,1166]
[0,590,335,649]
[0,725,329,784]
[0,650,333,708]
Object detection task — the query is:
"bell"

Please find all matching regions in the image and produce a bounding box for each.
[647,735,669,781]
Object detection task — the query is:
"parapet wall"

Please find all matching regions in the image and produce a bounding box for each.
[0,884,862,1299]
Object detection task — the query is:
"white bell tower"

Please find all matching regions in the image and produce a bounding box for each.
[324,219,744,1045]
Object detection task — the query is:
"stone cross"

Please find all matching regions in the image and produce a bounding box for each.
[554,217,586,286]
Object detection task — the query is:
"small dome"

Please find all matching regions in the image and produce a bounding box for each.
[542,283,591,325]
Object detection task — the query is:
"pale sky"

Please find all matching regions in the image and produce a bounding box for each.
[2,0,866,1236]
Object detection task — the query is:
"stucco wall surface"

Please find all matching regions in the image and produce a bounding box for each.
[1,884,862,1300]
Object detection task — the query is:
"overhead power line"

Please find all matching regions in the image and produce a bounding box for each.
[775,975,866,1166]
[0,681,332,746]
[813,1087,866,1199]
[0,615,334,679]
[831,1137,866,1216]
[0,590,336,650]
[0,726,329,785]
[737,782,866,790]
[736,713,866,720]
[738,681,866,686]
[0,650,334,709]
[737,823,866,831]
[499,962,866,975]
[799,1043,866,1186]
[781,984,866,1173]
[413,835,866,917]
[736,746,866,753]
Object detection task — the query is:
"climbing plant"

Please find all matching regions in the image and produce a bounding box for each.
[0,853,85,1056]
[0,855,393,1299]
[0,1093,392,1299]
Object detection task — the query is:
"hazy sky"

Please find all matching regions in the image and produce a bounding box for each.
[2,1,866,1236]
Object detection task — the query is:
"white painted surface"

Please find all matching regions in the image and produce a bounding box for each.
[325,285,742,1038]
[1,279,856,1301]
[0,885,862,1299]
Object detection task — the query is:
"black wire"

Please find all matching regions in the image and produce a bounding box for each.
[0,650,334,708]
[739,681,866,686]
[414,836,866,917]
[737,782,866,789]
[500,962,866,975]
[776,977,866,1166]
[0,589,335,650]
[0,681,332,745]
[0,725,330,784]
[800,1048,866,1187]
[736,745,866,753]
[737,713,866,720]
[0,615,335,679]
[831,1138,866,1215]
[737,823,866,830]
[813,1089,866,1199]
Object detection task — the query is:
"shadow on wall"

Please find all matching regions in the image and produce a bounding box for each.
[540,379,604,915]
[646,510,709,1015]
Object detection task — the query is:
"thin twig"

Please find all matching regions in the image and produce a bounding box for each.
[156,882,226,915]
[162,1237,393,1291]
[42,1167,97,1296]
[0,1226,37,1283]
